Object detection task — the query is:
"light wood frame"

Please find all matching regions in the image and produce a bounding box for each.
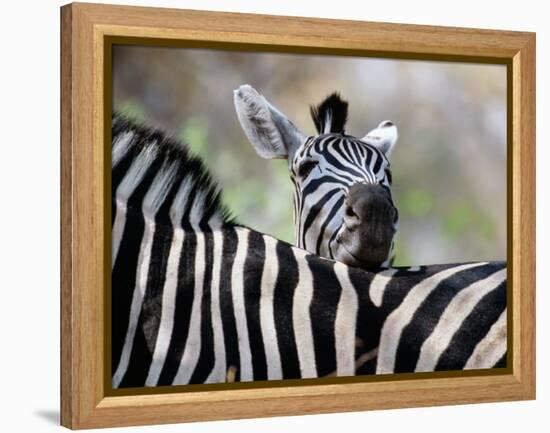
[60,2,536,429]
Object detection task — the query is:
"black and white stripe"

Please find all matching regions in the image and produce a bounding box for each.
[233,85,399,268]
[111,114,507,388]
[290,133,396,259]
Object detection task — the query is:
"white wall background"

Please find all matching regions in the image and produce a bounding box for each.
[0,0,546,431]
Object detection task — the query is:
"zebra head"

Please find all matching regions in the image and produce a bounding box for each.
[234,84,399,268]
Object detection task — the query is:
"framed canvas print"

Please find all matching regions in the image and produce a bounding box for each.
[60,2,536,429]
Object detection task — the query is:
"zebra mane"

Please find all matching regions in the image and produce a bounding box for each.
[112,113,234,229]
[310,92,349,135]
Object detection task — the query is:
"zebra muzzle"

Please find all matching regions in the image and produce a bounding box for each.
[336,183,396,268]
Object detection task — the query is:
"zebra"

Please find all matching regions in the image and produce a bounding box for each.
[111,112,507,388]
[234,84,399,268]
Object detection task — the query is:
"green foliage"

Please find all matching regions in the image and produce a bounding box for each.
[178,117,210,158]
[391,239,410,267]
[224,179,265,213]
[441,201,497,244]
[442,202,476,238]
[117,99,147,123]
[399,189,434,217]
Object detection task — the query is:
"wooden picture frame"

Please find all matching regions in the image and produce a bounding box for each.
[60,2,536,429]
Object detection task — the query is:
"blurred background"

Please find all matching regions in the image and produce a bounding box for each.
[113,45,506,266]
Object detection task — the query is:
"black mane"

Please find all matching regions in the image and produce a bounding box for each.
[309,92,349,135]
[112,113,234,228]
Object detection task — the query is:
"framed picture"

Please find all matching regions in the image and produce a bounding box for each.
[60,2,535,429]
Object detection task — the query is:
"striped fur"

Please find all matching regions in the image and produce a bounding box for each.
[234,86,399,268]
[112,114,507,388]
[290,133,397,261]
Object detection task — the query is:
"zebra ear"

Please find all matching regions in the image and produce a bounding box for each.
[234,84,307,160]
[362,120,398,157]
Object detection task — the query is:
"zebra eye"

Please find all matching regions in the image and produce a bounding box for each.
[298,160,318,178]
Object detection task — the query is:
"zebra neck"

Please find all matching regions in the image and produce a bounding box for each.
[112,114,234,234]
